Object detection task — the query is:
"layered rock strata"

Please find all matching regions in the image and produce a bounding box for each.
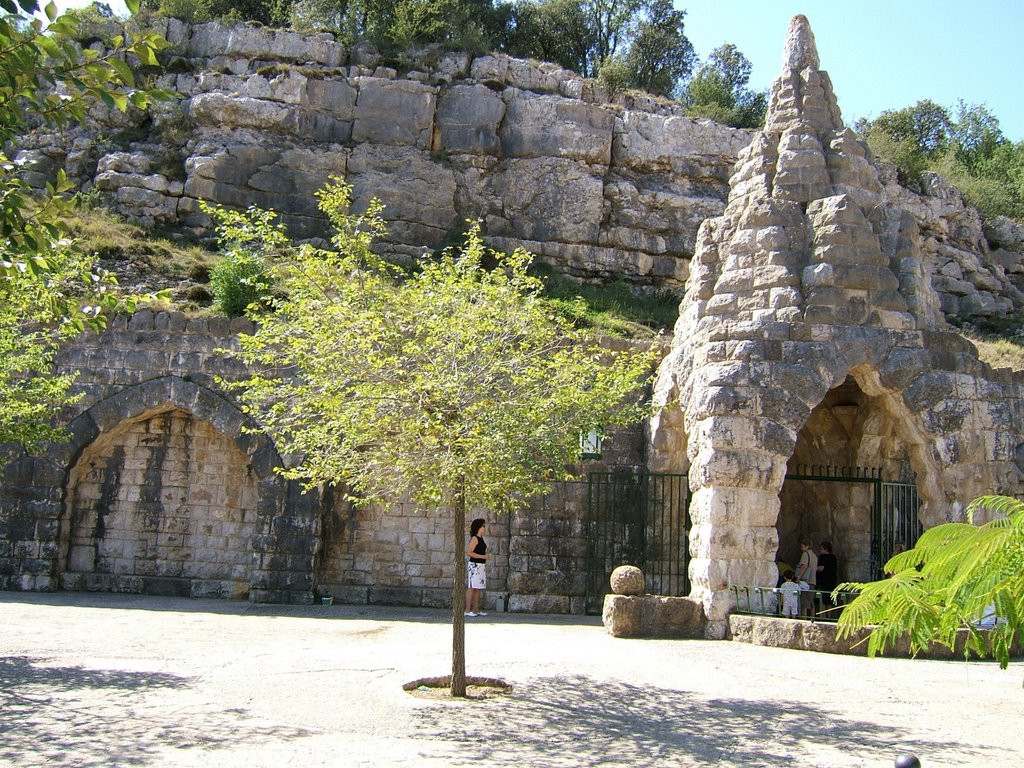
[17,18,750,290]
[14,18,1022,324]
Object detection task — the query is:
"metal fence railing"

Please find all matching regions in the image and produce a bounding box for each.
[729,584,858,623]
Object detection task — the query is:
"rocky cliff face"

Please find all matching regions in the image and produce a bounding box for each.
[15,18,1024,321]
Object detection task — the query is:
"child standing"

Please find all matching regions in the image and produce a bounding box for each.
[777,569,801,618]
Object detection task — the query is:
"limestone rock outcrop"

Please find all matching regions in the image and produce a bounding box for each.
[16,18,750,290]
[17,18,1020,325]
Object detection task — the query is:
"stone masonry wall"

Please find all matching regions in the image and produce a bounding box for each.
[0,309,648,612]
[63,409,259,598]
[0,310,326,604]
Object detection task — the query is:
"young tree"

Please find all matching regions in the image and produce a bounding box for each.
[836,495,1024,673]
[0,0,170,455]
[225,179,655,697]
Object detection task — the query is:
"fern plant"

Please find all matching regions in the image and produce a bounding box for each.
[837,495,1024,670]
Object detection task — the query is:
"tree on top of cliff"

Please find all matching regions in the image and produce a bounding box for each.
[0,0,170,457]
[859,99,1024,222]
[681,43,767,129]
[286,0,508,51]
[223,178,655,696]
[504,0,695,97]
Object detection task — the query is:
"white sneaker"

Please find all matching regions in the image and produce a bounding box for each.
[477,612,488,616]
[464,612,477,617]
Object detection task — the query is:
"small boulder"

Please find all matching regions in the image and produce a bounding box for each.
[610,565,645,596]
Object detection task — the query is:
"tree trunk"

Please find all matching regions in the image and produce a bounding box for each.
[451,478,467,697]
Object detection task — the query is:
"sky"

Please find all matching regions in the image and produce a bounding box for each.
[680,1,1024,141]
[52,0,1024,141]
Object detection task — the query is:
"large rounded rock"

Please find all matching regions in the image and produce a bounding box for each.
[609,565,645,596]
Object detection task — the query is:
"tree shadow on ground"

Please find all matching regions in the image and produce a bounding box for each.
[0,656,308,767]
[411,674,998,767]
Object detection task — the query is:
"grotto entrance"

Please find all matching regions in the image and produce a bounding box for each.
[776,377,923,583]
[59,406,258,599]
[778,466,920,583]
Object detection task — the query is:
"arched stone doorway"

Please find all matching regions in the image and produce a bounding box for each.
[776,371,938,583]
[51,375,319,603]
[62,406,259,598]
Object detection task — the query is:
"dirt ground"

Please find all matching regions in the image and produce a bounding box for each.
[1,592,1021,767]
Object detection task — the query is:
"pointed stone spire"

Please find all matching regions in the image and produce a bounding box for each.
[765,15,842,138]
[782,14,819,71]
[670,13,926,337]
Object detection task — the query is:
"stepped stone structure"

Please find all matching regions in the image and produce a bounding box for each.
[648,16,1024,638]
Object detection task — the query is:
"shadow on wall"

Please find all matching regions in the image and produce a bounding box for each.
[0,657,308,766]
[410,674,996,767]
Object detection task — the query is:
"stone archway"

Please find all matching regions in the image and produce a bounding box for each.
[53,376,308,601]
[63,406,259,598]
[776,373,931,583]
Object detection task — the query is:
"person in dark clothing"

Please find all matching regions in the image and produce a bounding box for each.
[816,540,839,608]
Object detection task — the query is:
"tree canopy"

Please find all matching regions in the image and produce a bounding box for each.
[220,178,655,695]
[837,495,1024,671]
[858,100,1024,222]
[680,43,767,128]
[0,0,170,456]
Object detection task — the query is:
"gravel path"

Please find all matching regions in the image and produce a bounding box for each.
[0,592,1021,767]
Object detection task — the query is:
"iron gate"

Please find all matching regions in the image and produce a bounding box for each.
[785,465,921,579]
[878,481,923,573]
[584,472,690,614]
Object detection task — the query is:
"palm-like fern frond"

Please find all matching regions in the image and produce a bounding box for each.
[837,495,1024,669]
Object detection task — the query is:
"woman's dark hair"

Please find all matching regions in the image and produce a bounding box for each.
[820,540,833,553]
[470,518,486,536]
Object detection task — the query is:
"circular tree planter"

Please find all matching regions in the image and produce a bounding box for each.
[403,676,512,701]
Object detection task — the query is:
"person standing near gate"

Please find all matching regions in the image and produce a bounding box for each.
[816,540,838,609]
[796,538,817,616]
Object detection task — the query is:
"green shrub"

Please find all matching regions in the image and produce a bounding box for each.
[532,263,680,337]
[209,251,273,317]
[597,58,634,94]
[201,202,287,318]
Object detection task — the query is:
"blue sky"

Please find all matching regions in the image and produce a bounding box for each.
[681,1,1024,141]
[55,0,1024,140]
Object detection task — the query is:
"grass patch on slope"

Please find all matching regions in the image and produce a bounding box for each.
[533,263,680,338]
[967,334,1024,372]
[65,203,683,335]
[65,202,216,282]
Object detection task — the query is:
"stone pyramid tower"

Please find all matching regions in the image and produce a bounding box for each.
[648,15,1023,638]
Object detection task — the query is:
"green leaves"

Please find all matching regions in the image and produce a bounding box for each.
[837,495,1024,670]
[0,2,171,460]
[860,100,1024,220]
[228,179,656,516]
[201,201,286,318]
